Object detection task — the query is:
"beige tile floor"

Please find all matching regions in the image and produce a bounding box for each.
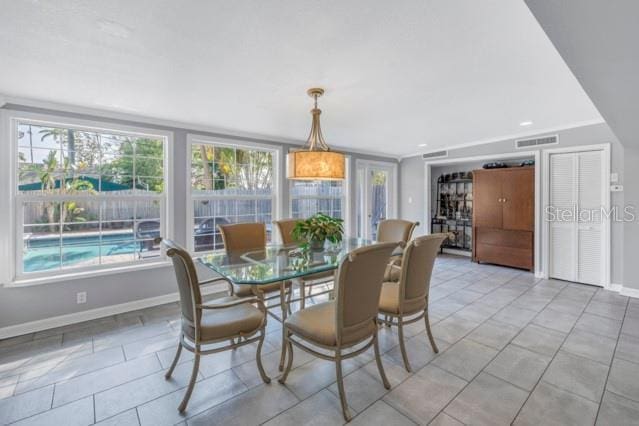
[1,255,639,425]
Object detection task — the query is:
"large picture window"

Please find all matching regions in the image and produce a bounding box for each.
[15,119,168,276]
[189,137,278,252]
[290,180,346,221]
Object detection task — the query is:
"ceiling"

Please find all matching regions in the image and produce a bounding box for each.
[525,0,638,148]
[0,0,602,157]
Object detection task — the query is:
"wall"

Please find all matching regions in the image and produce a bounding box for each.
[623,146,639,291]
[400,122,625,285]
[0,103,397,331]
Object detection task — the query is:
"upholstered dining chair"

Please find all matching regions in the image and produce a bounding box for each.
[163,239,270,412]
[377,219,419,282]
[278,242,398,422]
[218,223,292,315]
[378,233,447,372]
[274,218,335,309]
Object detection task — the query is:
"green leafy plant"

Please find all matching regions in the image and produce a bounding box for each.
[292,213,344,248]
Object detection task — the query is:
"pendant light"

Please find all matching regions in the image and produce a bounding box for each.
[287,88,346,180]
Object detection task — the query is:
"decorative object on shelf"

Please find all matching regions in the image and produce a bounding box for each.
[287,88,345,180]
[520,159,535,167]
[431,170,473,252]
[292,212,344,251]
[483,161,508,169]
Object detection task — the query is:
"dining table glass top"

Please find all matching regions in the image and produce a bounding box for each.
[198,238,374,285]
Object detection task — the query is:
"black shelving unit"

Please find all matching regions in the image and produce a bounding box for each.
[431,176,473,251]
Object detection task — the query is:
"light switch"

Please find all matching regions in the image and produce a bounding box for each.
[610,172,619,183]
[408,196,413,204]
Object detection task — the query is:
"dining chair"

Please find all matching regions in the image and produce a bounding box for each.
[162,239,270,412]
[376,219,419,282]
[278,242,398,422]
[378,233,447,372]
[274,218,335,309]
[218,223,292,316]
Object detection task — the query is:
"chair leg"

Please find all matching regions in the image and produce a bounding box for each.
[256,330,271,384]
[424,309,439,353]
[279,285,288,371]
[278,330,294,384]
[373,331,391,390]
[397,319,412,372]
[335,350,352,422]
[165,342,182,379]
[178,349,201,412]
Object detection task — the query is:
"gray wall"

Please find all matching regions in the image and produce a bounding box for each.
[523,0,638,292]
[623,147,639,290]
[400,122,625,285]
[0,104,396,329]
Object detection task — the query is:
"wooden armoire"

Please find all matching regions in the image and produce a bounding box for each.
[472,167,534,270]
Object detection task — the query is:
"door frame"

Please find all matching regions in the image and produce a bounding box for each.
[424,150,542,276]
[355,159,399,239]
[542,143,611,288]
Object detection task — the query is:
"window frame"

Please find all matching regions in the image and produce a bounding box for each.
[1,110,174,285]
[288,158,351,237]
[186,134,282,253]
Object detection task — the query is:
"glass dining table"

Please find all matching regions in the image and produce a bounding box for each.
[198,237,374,370]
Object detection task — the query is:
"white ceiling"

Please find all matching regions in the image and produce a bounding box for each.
[0,0,602,157]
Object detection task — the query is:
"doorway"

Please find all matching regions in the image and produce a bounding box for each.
[356,160,398,240]
[544,145,610,287]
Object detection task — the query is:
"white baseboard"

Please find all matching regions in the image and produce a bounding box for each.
[620,286,639,299]
[0,285,226,340]
[608,283,639,299]
[609,283,623,292]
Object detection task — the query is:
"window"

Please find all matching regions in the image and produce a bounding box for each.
[290,172,349,234]
[14,118,169,277]
[188,137,279,252]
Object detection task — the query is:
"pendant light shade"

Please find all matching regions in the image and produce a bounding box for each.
[287,88,346,180]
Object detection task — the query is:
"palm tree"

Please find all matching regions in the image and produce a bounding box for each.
[39,127,75,164]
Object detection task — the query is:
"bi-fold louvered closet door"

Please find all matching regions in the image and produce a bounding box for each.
[548,149,606,286]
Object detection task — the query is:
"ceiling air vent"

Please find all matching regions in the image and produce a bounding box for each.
[516,134,558,149]
[422,150,448,160]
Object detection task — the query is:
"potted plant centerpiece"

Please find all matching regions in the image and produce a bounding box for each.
[292,213,344,251]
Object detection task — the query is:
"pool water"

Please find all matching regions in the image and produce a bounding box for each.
[23,232,156,272]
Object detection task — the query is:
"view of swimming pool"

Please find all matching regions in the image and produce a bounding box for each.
[23,232,158,272]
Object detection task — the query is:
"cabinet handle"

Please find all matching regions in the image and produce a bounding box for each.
[503,198,507,203]
[497,198,503,203]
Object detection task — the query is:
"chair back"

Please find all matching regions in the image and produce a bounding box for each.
[334,242,398,344]
[274,219,300,245]
[163,239,202,325]
[377,219,418,244]
[399,234,447,306]
[218,223,266,253]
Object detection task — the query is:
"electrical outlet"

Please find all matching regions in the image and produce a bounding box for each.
[76,291,87,304]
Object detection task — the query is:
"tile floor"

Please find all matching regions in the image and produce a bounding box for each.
[1,255,639,425]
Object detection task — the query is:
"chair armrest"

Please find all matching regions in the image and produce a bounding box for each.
[197,296,261,310]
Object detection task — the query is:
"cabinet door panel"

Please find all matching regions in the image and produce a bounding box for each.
[502,168,534,231]
[472,170,502,228]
